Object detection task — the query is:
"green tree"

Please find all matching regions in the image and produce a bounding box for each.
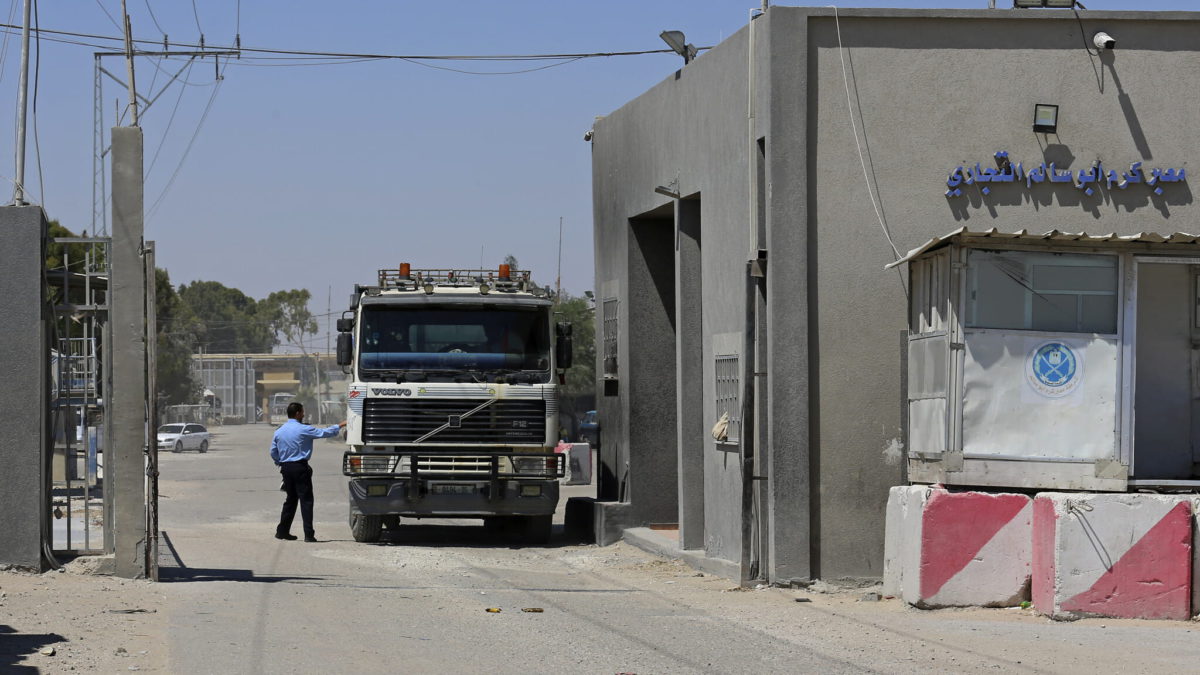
[260,289,321,415]
[178,280,276,353]
[155,268,202,405]
[554,291,597,418]
[261,289,319,352]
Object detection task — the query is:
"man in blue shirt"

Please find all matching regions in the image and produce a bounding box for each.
[271,402,345,542]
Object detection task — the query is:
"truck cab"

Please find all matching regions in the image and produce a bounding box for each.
[337,264,571,544]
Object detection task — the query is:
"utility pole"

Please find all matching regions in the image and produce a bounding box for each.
[556,216,563,302]
[12,0,31,204]
[120,0,139,126]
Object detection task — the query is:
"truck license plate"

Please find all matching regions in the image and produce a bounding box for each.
[431,484,477,495]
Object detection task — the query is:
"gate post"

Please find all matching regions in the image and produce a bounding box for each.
[109,126,148,579]
[0,205,50,571]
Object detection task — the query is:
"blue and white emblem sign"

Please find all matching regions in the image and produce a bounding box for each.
[1026,341,1082,398]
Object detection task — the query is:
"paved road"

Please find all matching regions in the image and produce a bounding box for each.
[156,424,1200,674]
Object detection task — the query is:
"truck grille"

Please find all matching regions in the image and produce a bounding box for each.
[362,398,547,444]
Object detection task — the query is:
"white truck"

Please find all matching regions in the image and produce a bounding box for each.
[336,264,571,544]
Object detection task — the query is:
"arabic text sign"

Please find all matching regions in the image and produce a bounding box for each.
[946,151,1186,198]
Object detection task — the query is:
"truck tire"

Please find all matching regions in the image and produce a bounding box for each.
[518,515,552,546]
[350,514,383,543]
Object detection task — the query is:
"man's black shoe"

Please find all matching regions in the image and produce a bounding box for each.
[303,535,318,543]
[275,533,298,541]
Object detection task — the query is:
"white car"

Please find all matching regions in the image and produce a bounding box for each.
[157,423,211,453]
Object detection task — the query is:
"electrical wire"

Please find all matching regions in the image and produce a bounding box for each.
[143,54,218,86]
[0,21,700,63]
[93,0,122,32]
[829,5,900,261]
[32,0,43,209]
[399,55,585,76]
[146,57,226,221]
[189,0,202,35]
[0,0,17,82]
[144,60,191,178]
[143,0,165,35]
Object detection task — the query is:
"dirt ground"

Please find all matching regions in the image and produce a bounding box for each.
[0,560,166,674]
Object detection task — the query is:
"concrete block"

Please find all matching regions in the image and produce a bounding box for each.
[882,485,923,597]
[1033,493,1193,621]
[884,485,1031,608]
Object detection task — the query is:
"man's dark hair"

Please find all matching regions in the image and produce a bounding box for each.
[286,402,304,419]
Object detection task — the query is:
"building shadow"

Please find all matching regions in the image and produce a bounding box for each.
[158,567,329,584]
[0,625,67,673]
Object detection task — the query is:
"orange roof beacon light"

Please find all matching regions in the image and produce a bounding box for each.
[499,264,511,281]
[399,263,411,278]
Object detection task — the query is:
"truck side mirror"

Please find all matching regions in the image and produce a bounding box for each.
[336,317,354,333]
[337,333,354,366]
[555,322,573,370]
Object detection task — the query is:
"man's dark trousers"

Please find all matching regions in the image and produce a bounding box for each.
[277,460,315,538]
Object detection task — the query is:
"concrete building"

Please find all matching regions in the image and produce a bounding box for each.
[588,6,1200,585]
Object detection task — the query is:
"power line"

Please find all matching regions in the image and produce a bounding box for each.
[32,0,43,208]
[0,21,702,63]
[188,0,201,35]
[142,0,165,35]
[145,57,226,221]
[92,0,121,32]
[143,60,189,178]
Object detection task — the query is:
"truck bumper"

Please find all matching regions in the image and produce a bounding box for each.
[348,478,559,518]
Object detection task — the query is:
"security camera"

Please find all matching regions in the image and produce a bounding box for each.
[1093,31,1115,50]
[583,129,594,142]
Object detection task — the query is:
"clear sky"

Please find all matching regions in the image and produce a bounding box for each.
[0,0,1192,349]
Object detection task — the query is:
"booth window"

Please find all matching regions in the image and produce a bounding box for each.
[714,353,741,444]
[602,298,619,378]
[966,250,1118,334]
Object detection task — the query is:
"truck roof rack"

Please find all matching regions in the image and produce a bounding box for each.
[375,265,539,294]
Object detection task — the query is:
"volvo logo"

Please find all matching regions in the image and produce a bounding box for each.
[370,388,412,396]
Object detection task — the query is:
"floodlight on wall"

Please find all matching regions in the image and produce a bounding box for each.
[654,184,681,199]
[1033,103,1059,133]
[1013,0,1079,7]
[659,30,697,65]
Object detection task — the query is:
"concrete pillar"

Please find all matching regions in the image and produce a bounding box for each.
[675,198,705,549]
[109,126,148,579]
[0,206,49,571]
[764,11,813,584]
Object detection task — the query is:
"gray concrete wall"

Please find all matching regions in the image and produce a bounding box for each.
[0,206,48,571]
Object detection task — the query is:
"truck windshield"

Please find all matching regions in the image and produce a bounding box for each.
[358,305,550,373]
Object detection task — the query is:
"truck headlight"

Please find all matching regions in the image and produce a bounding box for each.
[511,456,555,476]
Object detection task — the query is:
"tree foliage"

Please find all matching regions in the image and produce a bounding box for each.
[177,280,277,353]
[154,268,201,405]
[554,291,597,417]
[261,288,318,352]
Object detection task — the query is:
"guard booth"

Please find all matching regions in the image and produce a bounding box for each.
[894,228,1200,492]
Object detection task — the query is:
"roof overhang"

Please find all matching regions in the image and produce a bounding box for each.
[885,228,1200,269]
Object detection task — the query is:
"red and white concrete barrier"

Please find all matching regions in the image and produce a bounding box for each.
[884,486,1031,608]
[1032,493,1194,621]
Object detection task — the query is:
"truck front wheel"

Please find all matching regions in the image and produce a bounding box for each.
[350,514,383,543]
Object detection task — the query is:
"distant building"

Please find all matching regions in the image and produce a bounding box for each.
[588,6,1200,584]
[191,353,345,424]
